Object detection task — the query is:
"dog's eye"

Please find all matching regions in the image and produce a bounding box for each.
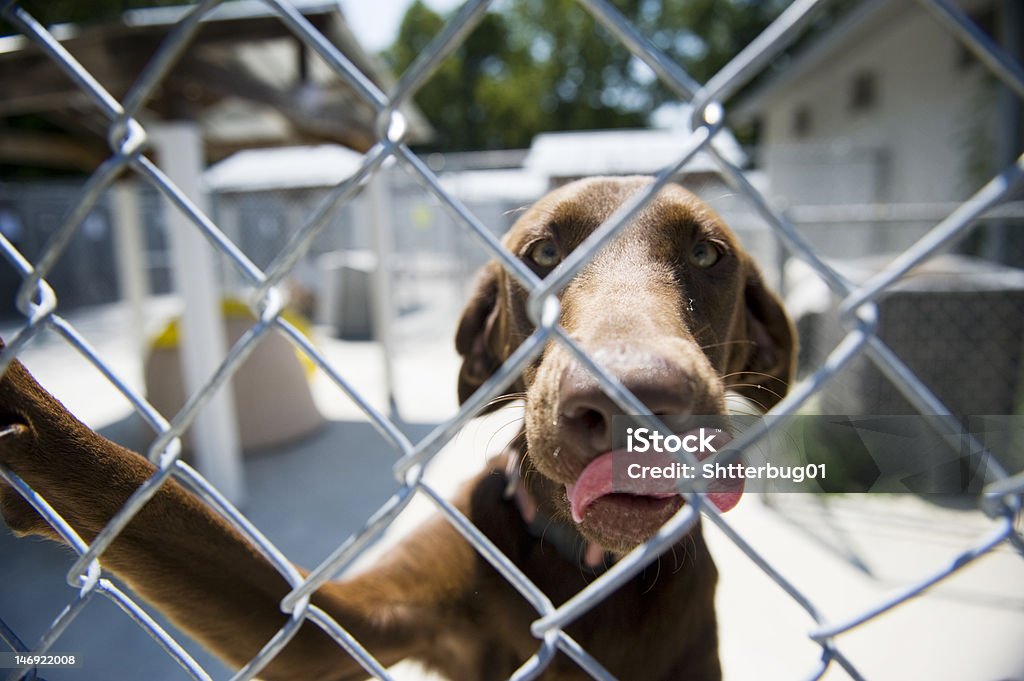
[689,241,721,268]
[527,239,561,269]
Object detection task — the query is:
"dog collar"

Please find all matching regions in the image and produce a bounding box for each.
[504,463,615,576]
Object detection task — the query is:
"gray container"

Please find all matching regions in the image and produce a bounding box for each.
[802,254,1024,418]
[317,250,376,340]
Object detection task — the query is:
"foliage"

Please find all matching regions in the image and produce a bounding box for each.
[2,0,186,31]
[384,0,790,152]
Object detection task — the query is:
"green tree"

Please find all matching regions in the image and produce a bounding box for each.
[384,0,790,152]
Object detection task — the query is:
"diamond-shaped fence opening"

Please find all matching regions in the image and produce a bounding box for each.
[0,0,1023,680]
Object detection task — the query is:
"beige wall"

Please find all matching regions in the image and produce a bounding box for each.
[758,5,994,207]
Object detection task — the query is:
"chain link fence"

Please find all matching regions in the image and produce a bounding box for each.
[1,0,1023,680]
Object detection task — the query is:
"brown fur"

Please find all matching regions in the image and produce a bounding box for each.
[0,176,795,680]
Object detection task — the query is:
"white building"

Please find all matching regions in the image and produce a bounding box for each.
[731,0,1024,410]
[734,0,1006,208]
[523,125,747,187]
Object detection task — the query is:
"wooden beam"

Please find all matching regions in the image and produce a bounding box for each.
[0,14,338,116]
[0,130,106,170]
[169,53,377,148]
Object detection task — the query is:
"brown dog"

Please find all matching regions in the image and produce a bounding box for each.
[0,176,795,680]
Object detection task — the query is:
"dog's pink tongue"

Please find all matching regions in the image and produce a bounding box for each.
[566,451,674,523]
[565,447,743,523]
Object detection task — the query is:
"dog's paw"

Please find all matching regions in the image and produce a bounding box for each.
[0,414,57,538]
[0,359,78,539]
[0,465,54,539]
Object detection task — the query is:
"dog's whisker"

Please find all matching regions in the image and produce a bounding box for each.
[720,369,790,385]
[724,392,772,414]
[503,205,531,217]
[690,323,713,340]
[642,555,663,594]
[575,536,591,582]
[724,382,786,405]
[700,339,757,351]
[479,393,528,413]
[517,455,529,481]
[692,322,726,348]
[492,416,527,435]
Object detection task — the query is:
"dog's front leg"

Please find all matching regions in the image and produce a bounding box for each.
[0,356,473,680]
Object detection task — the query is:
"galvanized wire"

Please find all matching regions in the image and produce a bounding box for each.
[0,1,1022,680]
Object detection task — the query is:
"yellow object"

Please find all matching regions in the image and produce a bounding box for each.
[150,298,316,376]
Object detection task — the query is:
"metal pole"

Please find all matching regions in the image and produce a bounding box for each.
[367,165,398,417]
[110,181,149,366]
[150,122,244,505]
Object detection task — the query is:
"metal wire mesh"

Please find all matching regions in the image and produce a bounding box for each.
[0,0,1023,680]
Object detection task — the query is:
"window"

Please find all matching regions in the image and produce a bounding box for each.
[792,105,812,138]
[849,71,877,112]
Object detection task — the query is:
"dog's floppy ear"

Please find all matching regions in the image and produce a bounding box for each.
[729,265,797,411]
[455,262,505,405]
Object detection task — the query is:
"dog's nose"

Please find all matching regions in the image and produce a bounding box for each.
[558,349,694,455]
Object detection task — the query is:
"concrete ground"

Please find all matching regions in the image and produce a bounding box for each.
[1,296,1023,680]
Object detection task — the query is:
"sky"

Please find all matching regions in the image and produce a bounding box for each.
[336,0,466,53]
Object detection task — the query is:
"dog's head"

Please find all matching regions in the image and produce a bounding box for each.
[456,176,795,552]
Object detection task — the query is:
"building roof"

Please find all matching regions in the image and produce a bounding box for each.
[438,168,548,203]
[523,123,746,178]
[0,1,430,170]
[204,144,366,192]
[205,144,551,204]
